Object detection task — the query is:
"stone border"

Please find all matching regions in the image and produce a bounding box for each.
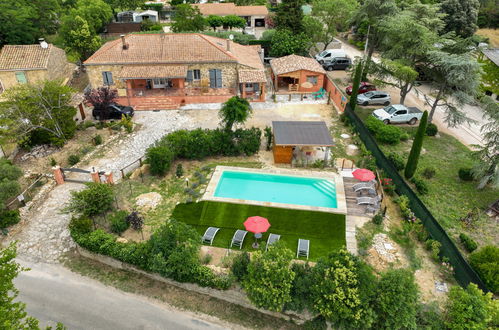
[202,166,347,214]
[76,246,312,323]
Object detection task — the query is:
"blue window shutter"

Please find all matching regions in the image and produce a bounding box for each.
[15,72,27,84]
[102,71,113,85]
[186,70,193,82]
[107,72,113,85]
[253,83,259,92]
[209,69,215,88]
[102,72,108,85]
[216,69,222,88]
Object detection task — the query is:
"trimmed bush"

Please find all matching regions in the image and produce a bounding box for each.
[458,168,474,181]
[0,209,20,229]
[459,233,477,253]
[469,246,499,294]
[422,166,436,179]
[410,176,429,195]
[67,154,80,166]
[387,152,405,171]
[109,210,129,234]
[65,182,114,217]
[68,217,93,237]
[365,116,403,144]
[146,143,174,176]
[426,123,438,136]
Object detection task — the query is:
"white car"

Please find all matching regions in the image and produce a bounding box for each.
[315,49,347,64]
[372,104,423,125]
[357,91,391,106]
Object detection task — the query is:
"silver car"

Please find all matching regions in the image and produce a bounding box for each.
[357,91,391,106]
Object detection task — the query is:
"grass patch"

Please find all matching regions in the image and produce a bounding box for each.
[172,201,346,260]
[64,255,300,329]
[356,221,383,256]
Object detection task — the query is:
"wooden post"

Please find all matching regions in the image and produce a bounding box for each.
[78,103,86,120]
[327,91,331,104]
[139,157,143,166]
[53,166,64,185]
[121,169,125,179]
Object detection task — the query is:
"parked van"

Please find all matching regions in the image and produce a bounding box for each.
[315,49,347,64]
[323,57,351,70]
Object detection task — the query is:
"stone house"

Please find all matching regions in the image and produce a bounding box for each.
[83,33,266,110]
[0,41,74,95]
[193,3,269,29]
[270,54,326,93]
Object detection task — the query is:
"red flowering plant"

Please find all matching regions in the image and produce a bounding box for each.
[381,177,395,196]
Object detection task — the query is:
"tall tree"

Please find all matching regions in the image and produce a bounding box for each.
[371,59,418,105]
[405,111,428,179]
[171,4,206,32]
[305,0,358,52]
[275,0,305,34]
[69,0,113,34]
[0,80,77,147]
[60,16,102,61]
[206,15,224,31]
[219,96,252,131]
[440,0,480,38]
[0,0,39,46]
[244,242,295,312]
[424,50,482,126]
[268,29,310,57]
[103,0,143,12]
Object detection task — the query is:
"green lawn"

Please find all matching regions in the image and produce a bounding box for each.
[354,107,498,244]
[172,201,346,261]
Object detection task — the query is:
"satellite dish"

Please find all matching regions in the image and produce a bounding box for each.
[229,34,234,40]
[40,41,49,49]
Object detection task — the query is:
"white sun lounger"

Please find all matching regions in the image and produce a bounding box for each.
[230,230,248,249]
[352,181,375,192]
[296,239,310,259]
[202,227,220,245]
[357,195,381,206]
[265,233,281,251]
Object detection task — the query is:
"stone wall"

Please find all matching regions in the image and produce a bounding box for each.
[0,69,47,91]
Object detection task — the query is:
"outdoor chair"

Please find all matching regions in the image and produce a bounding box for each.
[265,233,281,251]
[296,239,310,259]
[230,229,248,249]
[366,202,380,214]
[357,187,377,196]
[352,181,375,192]
[357,195,382,206]
[312,88,326,100]
[202,227,220,245]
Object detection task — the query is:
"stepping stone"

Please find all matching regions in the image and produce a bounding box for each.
[340,133,351,139]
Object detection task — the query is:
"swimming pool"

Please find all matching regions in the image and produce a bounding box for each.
[214,171,338,208]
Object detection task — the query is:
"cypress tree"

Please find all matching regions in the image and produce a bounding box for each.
[349,60,364,112]
[404,111,428,179]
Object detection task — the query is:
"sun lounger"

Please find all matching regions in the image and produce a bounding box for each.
[352,181,375,192]
[202,227,220,245]
[230,230,248,249]
[357,195,381,206]
[296,239,310,259]
[265,233,281,251]
[357,187,377,196]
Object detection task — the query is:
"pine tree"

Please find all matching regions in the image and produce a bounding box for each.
[404,111,428,179]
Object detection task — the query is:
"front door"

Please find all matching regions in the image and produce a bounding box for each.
[152,78,169,88]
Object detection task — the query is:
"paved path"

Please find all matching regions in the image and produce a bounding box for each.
[15,259,228,330]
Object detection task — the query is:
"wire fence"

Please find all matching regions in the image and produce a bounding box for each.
[6,175,50,210]
[344,103,488,292]
[118,156,144,180]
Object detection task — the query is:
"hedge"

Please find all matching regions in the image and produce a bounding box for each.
[365,116,403,144]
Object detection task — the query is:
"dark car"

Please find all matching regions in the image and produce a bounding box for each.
[345,82,376,95]
[323,57,351,71]
[92,103,134,120]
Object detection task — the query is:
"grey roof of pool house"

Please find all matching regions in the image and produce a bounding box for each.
[272,121,334,146]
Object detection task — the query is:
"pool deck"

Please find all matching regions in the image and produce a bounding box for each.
[202,166,347,214]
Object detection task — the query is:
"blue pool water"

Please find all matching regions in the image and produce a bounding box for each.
[214,171,337,208]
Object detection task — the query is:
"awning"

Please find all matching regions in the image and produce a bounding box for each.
[117,65,188,79]
[238,70,267,83]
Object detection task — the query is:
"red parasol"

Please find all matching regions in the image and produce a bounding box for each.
[352,168,375,181]
[244,216,271,234]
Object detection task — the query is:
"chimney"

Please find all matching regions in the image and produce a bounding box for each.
[226,39,231,52]
[120,34,128,50]
[38,38,48,49]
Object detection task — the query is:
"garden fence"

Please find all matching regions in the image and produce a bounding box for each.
[344,103,488,292]
[119,156,144,179]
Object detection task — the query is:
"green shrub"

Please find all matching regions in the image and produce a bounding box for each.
[120,115,133,133]
[416,302,444,329]
[425,239,442,262]
[109,210,129,234]
[459,233,478,253]
[302,316,327,330]
[387,152,405,171]
[286,263,314,312]
[410,176,429,195]
[458,168,474,181]
[68,216,93,237]
[365,116,402,144]
[400,132,410,141]
[421,166,436,179]
[372,213,384,225]
[146,143,174,176]
[425,123,438,136]
[0,209,20,229]
[50,157,57,167]
[469,245,499,294]
[65,182,114,217]
[175,164,183,178]
[231,251,250,281]
[67,154,80,166]
[264,126,272,151]
[93,134,102,145]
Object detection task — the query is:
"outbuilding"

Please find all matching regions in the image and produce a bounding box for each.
[270,55,326,93]
[272,121,334,164]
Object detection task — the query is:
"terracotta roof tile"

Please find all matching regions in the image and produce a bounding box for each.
[238,69,266,83]
[270,54,326,76]
[193,3,268,16]
[117,65,187,78]
[84,33,264,71]
[0,44,55,70]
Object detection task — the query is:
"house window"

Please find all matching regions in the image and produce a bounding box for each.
[209,69,222,88]
[306,75,318,86]
[186,69,201,82]
[102,71,114,85]
[15,72,27,84]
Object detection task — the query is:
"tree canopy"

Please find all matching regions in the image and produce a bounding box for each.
[440,0,480,38]
[274,0,305,34]
[171,4,206,32]
[219,96,252,131]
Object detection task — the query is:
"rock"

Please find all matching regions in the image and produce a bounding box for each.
[340,133,351,139]
[206,264,229,275]
[116,237,128,243]
[135,192,162,211]
[346,144,359,156]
